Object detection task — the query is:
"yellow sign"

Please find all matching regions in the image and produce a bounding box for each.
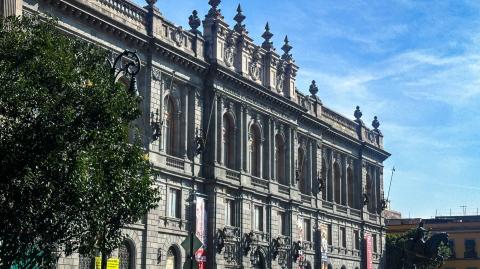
[94,257,120,269]
[107,258,119,269]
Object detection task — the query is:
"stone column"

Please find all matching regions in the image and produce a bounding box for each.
[342,155,347,205]
[218,97,225,165]
[216,95,223,164]
[1,0,22,17]
[272,120,277,181]
[239,105,245,171]
[267,118,273,180]
[183,89,189,158]
[308,141,313,194]
[243,106,249,172]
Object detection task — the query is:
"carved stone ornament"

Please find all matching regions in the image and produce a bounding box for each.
[224,33,235,67]
[249,61,260,81]
[172,26,184,47]
[276,73,284,93]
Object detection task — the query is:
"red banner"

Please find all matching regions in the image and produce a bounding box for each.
[195,197,207,268]
[364,233,373,269]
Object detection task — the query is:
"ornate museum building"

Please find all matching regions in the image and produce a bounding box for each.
[4,0,390,268]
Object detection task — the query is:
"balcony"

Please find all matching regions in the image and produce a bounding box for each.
[166,155,185,170]
[251,176,269,189]
[278,184,290,195]
[300,194,311,204]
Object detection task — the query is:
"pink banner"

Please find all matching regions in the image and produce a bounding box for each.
[195,197,207,265]
[364,233,372,269]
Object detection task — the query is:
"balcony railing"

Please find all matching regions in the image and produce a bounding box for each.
[166,155,185,170]
[251,176,269,188]
[225,169,240,181]
[278,184,289,195]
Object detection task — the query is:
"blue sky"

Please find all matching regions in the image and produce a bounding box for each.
[142,0,480,218]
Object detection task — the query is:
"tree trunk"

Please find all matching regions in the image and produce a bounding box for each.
[101,252,107,269]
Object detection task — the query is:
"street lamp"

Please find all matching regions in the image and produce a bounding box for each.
[108,50,141,95]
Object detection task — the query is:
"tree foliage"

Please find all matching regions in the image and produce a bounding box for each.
[0,16,159,268]
[386,228,451,269]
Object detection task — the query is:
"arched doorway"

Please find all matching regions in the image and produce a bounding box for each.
[166,246,179,269]
[251,248,266,269]
[119,240,135,269]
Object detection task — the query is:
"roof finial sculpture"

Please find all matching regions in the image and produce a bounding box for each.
[354,106,363,121]
[281,35,293,61]
[189,10,201,33]
[309,80,318,96]
[234,4,247,34]
[261,22,274,51]
[372,116,380,130]
[146,0,157,7]
[207,0,223,19]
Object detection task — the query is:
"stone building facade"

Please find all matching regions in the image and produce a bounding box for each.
[5,0,390,268]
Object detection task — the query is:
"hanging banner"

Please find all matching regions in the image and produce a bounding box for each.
[320,223,329,268]
[297,216,304,242]
[364,233,373,269]
[195,197,207,269]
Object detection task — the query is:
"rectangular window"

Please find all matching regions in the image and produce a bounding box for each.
[327,224,333,245]
[254,205,264,231]
[278,211,287,235]
[340,227,346,248]
[372,234,378,253]
[448,239,455,259]
[303,219,311,241]
[225,199,235,226]
[465,239,477,259]
[168,188,181,218]
[354,230,360,250]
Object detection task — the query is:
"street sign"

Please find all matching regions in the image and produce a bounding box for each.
[181,233,203,254]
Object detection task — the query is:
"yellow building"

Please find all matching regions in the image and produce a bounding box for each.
[386,216,480,269]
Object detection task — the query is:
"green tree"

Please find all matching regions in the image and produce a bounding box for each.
[386,228,451,269]
[0,16,159,268]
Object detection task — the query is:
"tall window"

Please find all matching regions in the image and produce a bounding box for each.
[321,159,327,200]
[165,95,178,157]
[275,134,285,184]
[297,147,306,194]
[366,174,373,212]
[303,219,311,241]
[327,224,333,245]
[354,230,360,250]
[448,239,456,258]
[223,113,235,169]
[347,167,354,208]
[119,240,133,269]
[333,162,341,204]
[372,234,378,253]
[340,227,346,248]
[278,211,287,235]
[168,188,181,218]
[465,239,477,258]
[225,199,236,226]
[254,205,264,231]
[250,124,262,177]
[166,247,178,269]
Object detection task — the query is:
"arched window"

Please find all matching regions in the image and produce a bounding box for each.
[165,95,178,157]
[366,173,373,212]
[79,254,94,269]
[119,240,134,269]
[250,124,262,177]
[321,159,327,200]
[297,147,306,194]
[347,167,354,208]
[275,134,285,184]
[166,246,179,269]
[223,113,235,169]
[333,162,341,204]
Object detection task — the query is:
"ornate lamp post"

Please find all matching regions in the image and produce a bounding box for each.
[108,50,141,95]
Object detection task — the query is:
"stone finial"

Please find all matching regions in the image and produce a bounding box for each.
[281,35,293,61]
[309,80,318,96]
[207,0,223,19]
[234,4,247,33]
[146,0,157,7]
[261,22,274,51]
[354,106,362,120]
[372,116,380,130]
[189,10,201,33]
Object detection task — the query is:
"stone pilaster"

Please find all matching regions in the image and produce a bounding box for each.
[1,0,22,17]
